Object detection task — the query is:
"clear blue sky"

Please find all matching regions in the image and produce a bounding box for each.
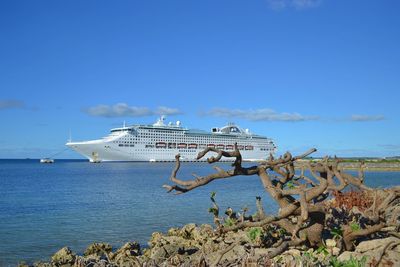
[0,0,399,159]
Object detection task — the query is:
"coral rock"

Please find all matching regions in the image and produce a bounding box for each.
[51,247,76,266]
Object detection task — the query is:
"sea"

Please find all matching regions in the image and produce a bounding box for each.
[0,159,399,266]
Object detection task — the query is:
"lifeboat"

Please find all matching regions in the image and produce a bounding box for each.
[207,144,215,148]
[177,143,187,149]
[216,144,225,149]
[245,145,254,150]
[237,145,244,150]
[188,143,198,149]
[226,145,234,150]
[199,144,207,149]
[156,142,167,148]
[168,143,176,149]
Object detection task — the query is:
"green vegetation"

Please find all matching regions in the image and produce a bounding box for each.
[330,256,367,267]
[285,181,296,189]
[331,227,343,239]
[223,217,235,227]
[350,222,361,231]
[247,227,263,242]
[315,245,329,256]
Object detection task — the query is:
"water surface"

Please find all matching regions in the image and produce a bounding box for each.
[0,159,399,266]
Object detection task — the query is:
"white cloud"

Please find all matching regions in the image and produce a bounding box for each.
[267,0,321,10]
[204,108,318,122]
[0,99,25,110]
[155,106,182,116]
[351,114,385,122]
[84,103,182,118]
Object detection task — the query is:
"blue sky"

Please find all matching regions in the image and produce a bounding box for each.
[0,0,399,159]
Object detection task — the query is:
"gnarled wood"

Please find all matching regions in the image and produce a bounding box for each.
[164,145,399,258]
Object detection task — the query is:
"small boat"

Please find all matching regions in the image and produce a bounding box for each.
[40,158,54,163]
[226,145,234,150]
[216,144,225,149]
[237,145,244,150]
[207,144,215,148]
[245,145,254,150]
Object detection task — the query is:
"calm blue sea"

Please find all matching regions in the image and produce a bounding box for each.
[0,159,399,266]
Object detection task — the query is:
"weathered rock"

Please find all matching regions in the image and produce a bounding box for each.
[325,239,336,248]
[275,249,300,266]
[205,243,247,265]
[337,251,369,262]
[33,261,51,267]
[114,241,141,257]
[109,242,141,266]
[148,232,163,247]
[83,242,112,261]
[108,242,142,266]
[253,247,271,259]
[201,238,220,254]
[355,236,399,253]
[338,237,400,267]
[285,248,301,258]
[51,247,76,266]
[179,223,196,239]
[192,224,213,243]
[167,227,180,237]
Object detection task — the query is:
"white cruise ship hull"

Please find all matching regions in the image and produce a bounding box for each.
[66,140,269,162]
[66,117,277,162]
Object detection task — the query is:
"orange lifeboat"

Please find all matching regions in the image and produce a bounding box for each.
[177,143,187,149]
[156,142,167,148]
[188,143,198,149]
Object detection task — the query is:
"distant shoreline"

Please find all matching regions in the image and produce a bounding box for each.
[295,160,400,172]
[339,163,400,172]
[1,158,400,171]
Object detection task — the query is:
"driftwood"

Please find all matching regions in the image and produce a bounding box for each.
[163,143,400,259]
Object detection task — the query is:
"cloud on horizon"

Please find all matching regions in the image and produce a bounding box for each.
[350,114,385,122]
[267,0,321,10]
[84,103,182,118]
[378,144,400,150]
[0,99,25,110]
[203,108,319,122]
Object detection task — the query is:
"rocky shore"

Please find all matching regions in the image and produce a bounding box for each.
[19,148,400,267]
[19,186,400,267]
[19,221,400,267]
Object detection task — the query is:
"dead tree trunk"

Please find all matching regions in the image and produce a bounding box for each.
[163,143,400,256]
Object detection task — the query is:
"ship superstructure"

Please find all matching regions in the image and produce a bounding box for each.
[66,116,277,162]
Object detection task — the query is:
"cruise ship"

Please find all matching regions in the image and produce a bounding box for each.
[66,116,277,162]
